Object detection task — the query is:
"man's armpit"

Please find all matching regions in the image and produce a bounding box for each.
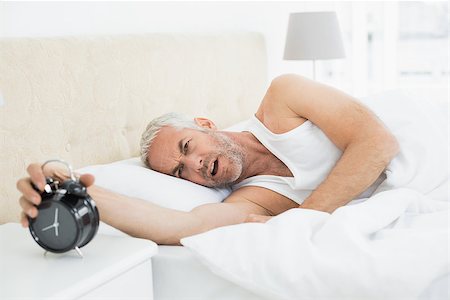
[225,186,298,216]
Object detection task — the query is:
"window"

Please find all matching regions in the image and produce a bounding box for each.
[320,1,448,97]
[397,2,448,85]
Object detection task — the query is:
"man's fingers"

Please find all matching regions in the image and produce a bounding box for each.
[25,163,95,187]
[20,212,29,228]
[17,164,95,232]
[19,196,38,218]
[79,173,95,187]
[26,163,46,191]
[16,178,41,205]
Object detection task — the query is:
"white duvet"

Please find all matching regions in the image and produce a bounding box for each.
[182,90,449,300]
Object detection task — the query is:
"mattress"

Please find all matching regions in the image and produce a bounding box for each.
[152,246,264,300]
[152,246,449,300]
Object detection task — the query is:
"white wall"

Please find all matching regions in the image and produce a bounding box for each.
[0,1,348,84]
[1,1,448,97]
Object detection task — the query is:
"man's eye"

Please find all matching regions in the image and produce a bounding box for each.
[178,165,184,177]
[183,140,190,153]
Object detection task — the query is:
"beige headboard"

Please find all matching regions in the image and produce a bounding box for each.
[0,33,268,223]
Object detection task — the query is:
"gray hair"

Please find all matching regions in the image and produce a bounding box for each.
[139,112,204,168]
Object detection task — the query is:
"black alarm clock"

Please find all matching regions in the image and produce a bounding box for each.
[28,160,99,256]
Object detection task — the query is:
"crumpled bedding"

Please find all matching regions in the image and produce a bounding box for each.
[181,90,449,300]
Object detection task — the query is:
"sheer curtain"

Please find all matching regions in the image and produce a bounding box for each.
[319,1,448,98]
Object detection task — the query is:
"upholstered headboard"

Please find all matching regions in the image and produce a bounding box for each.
[0,33,268,223]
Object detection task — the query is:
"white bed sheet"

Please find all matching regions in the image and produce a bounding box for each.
[152,246,266,300]
[181,90,450,300]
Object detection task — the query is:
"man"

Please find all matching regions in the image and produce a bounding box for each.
[17,74,399,245]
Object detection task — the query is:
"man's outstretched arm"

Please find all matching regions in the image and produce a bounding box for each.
[269,74,399,213]
[87,185,264,245]
[17,164,267,245]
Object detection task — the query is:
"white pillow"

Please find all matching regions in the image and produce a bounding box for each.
[76,157,231,236]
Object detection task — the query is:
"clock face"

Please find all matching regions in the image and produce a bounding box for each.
[30,200,79,251]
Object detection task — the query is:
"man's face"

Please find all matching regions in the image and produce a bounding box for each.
[147,126,245,188]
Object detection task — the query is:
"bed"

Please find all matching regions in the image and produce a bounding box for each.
[0,32,269,299]
[0,33,448,300]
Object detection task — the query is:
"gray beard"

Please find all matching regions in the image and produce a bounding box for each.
[203,131,245,188]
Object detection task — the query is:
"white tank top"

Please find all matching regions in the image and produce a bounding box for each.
[230,116,385,205]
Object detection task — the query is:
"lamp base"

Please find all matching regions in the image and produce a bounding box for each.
[312,60,316,81]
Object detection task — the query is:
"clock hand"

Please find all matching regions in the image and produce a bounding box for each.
[41,223,55,232]
[41,208,60,235]
[54,207,59,224]
[55,222,59,237]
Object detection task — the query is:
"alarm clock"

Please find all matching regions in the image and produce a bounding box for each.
[28,160,99,255]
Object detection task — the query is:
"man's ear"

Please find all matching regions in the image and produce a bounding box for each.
[194,117,217,130]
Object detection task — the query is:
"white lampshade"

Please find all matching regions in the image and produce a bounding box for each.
[284,11,345,60]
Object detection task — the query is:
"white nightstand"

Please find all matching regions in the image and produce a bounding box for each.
[0,223,158,300]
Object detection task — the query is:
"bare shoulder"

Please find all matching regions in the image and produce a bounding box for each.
[269,73,308,87]
[225,186,299,216]
[266,73,367,119]
[256,74,309,134]
[257,74,305,113]
[260,73,397,151]
[265,73,327,110]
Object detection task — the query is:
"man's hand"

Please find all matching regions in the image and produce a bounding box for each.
[245,214,273,223]
[16,163,95,228]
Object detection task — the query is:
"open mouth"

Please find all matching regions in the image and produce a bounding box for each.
[211,159,219,176]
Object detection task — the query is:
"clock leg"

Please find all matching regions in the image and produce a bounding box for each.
[74,246,84,258]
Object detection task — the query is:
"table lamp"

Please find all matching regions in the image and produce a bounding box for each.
[284,11,345,80]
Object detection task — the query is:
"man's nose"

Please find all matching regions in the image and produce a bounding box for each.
[184,155,203,172]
